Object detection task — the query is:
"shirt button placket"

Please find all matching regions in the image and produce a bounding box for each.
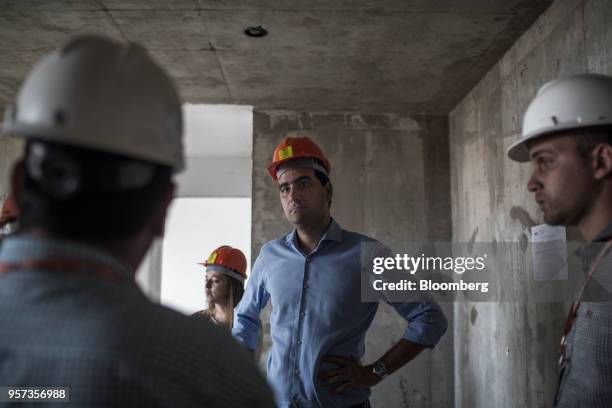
[298,256,310,321]
[293,255,309,402]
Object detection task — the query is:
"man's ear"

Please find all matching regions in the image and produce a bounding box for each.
[151,181,175,237]
[592,143,612,180]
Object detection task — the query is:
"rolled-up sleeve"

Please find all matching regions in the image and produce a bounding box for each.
[390,299,447,348]
[364,242,448,348]
[232,253,270,350]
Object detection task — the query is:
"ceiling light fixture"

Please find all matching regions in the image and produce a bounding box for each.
[244,26,268,38]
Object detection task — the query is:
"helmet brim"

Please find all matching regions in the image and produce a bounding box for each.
[266,155,331,180]
[507,136,532,163]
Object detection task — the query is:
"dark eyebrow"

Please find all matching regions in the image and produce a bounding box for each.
[278,175,313,190]
[529,148,556,160]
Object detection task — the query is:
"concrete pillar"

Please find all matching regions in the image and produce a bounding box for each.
[0,137,23,205]
[252,109,453,408]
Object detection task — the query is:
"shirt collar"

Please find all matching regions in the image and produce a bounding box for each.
[0,234,134,282]
[575,222,612,261]
[284,217,343,247]
[593,222,612,242]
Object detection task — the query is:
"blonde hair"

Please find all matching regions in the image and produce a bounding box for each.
[206,275,244,329]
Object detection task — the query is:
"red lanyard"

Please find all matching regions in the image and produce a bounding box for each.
[559,238,612,366]
[0,257,134,286]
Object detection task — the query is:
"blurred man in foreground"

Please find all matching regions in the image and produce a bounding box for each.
[0,34,274,407]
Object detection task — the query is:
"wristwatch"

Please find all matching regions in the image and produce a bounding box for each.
[371,360,389,379]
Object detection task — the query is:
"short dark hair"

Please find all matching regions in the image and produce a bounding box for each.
[574,126,612,158]
[313,169,333,208]
[17,140,172,242]
[313,170,329,187]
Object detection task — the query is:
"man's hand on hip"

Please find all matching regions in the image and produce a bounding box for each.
[318,355,382,394]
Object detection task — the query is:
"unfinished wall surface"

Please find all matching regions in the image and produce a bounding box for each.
[252,110,452,407]
[0,137,22,206]
[449,0,612,406]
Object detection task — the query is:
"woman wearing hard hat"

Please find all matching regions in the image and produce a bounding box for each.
[192,246,247,328]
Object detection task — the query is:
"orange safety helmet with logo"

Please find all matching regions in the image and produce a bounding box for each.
[266,136,331,181]
[198,245,247,282]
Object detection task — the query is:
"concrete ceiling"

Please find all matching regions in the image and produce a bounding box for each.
[184,104,252,157]
[0,0,552,114]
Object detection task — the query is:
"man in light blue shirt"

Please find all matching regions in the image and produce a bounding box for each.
[233,136,448,407]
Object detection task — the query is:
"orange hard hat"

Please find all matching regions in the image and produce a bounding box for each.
[0,191,18,225]
[199,245,247,281]
[266,136,331,181]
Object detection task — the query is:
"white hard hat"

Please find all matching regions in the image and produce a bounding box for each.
[507,73,612,162]
[2,34,185,172]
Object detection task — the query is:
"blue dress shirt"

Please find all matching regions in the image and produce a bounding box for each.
[233,219,448,407]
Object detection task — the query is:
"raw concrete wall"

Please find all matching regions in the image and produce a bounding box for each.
[449,0,612,406]
[0,137,22,208]
[252,110,452,408]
